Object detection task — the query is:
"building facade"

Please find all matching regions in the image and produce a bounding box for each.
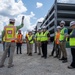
[40,0,75,41]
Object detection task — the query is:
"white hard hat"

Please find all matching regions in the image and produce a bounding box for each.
[42,26,46,29]
[9,19,15,22]
[70,21,75,27]
[60,20,65,24]
[57,26,61,29]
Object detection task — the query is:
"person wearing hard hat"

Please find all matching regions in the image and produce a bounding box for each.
[27,31,34,56]
[0,16,24,68]
[35,28,42,55]
[49,26,61,58]
[25,30,29,54]
[66,21,75,69]
[41,26,50,59]
[54,26,61,58]
[16,30,23,54]
[59,20,68,63]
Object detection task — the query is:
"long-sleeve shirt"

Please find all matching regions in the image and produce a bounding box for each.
[2,23,24,41]
[69,29,75,38]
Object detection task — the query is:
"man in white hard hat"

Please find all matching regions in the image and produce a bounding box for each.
[66,21,75,69]
[40,26,50,59]
[59,20,68,63]
[0,16,24,68]
[50,26,61,57]
[54,26,61,58]
[35,28,42,55]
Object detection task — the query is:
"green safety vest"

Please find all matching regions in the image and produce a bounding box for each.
[59,27,67,41]
[69,30,75,47]
[28,35,34,44]
[41,31,49,42]
[36,32,41,41]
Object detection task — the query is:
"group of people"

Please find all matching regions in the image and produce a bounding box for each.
[50,20,75,69]
[25,20,75,69]
[25,26,50,59]
[0,17,75,69]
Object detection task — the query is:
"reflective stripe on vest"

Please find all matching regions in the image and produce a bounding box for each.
[69,31,75,46]
[28,35,34,44]
[41,31,49,42]
[59,28,66,41]
[4,25,16,42]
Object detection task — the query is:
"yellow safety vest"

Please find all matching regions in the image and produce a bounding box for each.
[69,31,75,47]
[28,35,34,44]
[59,28,67,41]
[41,31,49,42]
[35,32,41,41]
[4,25,16,42]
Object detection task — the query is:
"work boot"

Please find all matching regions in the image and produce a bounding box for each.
[34,52,37,53]
[29,53,32,56]
[68,66,75,69]
[0,65,5,68]
[38,53,41,55]
[59,57,64,60]
[41,56,44,58]
[8,64,14,68]
[49,54,53,57]
[62,58,68,63]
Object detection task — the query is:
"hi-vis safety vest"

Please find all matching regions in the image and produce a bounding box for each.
[69,31,75,47]
[16,34,22,43]
[55,32,60,44]
[26,33,29,42]
[4,25,16,42]
[28,35,34,44]
[3,36,5,42]
[35,32,41,41]
[41,31,49,42]
[59,27,67,41]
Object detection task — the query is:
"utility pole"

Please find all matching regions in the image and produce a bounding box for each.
[54,0,57,32]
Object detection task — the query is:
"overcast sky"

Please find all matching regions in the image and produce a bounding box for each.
[0,0,75,35]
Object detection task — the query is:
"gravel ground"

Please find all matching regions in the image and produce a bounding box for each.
[0,43,75,75]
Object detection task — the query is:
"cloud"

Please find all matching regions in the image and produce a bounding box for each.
[0,0,27,17]
[37,17,44,22]
[0,0,44,36]
[58,0,75,3]
[0,0,36,33]
[36,2,43,8]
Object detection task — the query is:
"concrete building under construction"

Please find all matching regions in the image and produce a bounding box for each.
[40,1,75,41]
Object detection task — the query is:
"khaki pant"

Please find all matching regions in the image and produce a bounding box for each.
[28,43,33,54]
[27,42,29,54]
[0,42,16,66]
[37,41,41,54]
[35,42,37,53]
[59,42,67,58]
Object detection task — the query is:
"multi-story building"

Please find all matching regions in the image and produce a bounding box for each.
[40,0,75,41]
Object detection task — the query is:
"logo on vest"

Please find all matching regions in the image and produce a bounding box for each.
[7,30,12,34]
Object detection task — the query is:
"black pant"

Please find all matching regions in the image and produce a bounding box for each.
[16,43,22,54]
[51,42,55,56]
[71,48,75,68]
[41,41,47,58]
[55,44,60,57]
